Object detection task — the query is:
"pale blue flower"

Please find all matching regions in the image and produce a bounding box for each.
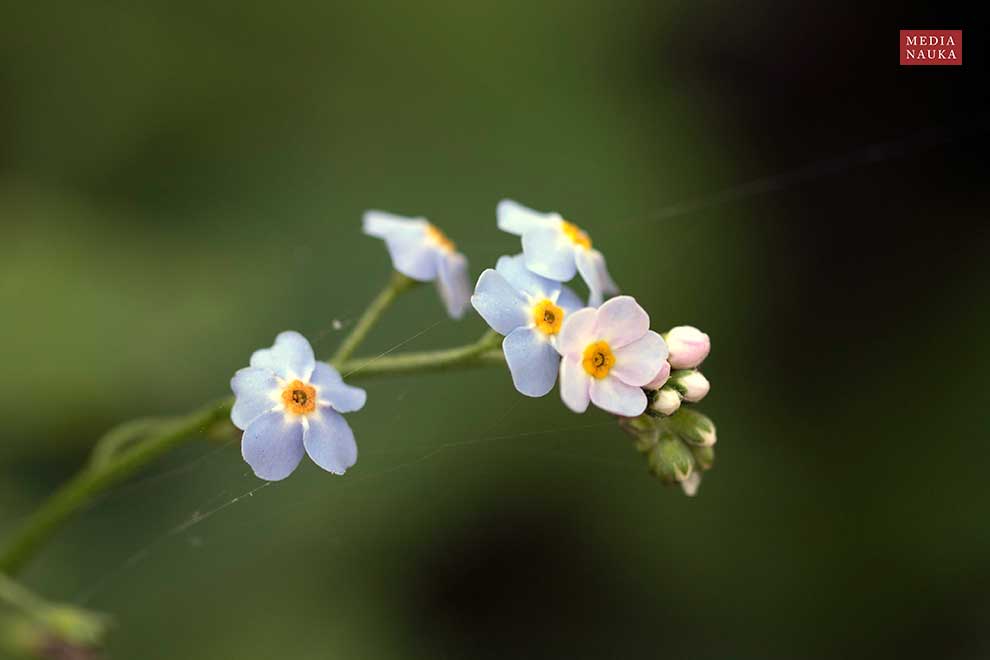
[496,199,619,306]
[471,255,583,397]
[363,210,471,319]
[230,331,366,481]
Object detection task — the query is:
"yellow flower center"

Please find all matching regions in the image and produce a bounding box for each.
[560,220,592,249]
[425,223,456,253]
[532,299,564,335]
[281,379,317,415]
[581,340,615,379]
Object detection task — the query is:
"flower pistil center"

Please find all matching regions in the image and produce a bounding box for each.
[560,220,592,249]
[581,340,615,379]
[425,223,456,253]
[532,299,564,335]
[282,379,317,415]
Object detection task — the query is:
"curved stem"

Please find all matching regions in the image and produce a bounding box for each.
[0,333,504,576]
[0,572,109,647]
[331,271,417,364]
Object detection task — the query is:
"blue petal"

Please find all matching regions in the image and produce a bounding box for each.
[230,367,279,430]
[555,284,584,314]
[311,363,367,413]
[522,227,578,282]
[436,251,471,319]
[575,248,619,306]
[303,409,358,475]
[363,210,421,238]
[494,254,557,300]
[241,411,305,481]
[496,199,557,236]
[471,269,528,335]
[503,327,560,397]
[383,228,439,281]
[250,331,316,381]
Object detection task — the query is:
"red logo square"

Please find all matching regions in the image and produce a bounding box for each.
[900,30,962,65]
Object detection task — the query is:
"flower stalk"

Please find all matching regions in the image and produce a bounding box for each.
[331,271,417,364]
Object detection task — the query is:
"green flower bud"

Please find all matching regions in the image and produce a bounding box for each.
[618,414,659,453]
[668,408,717,447]
[647,432,695,485]
[690,443,715,471]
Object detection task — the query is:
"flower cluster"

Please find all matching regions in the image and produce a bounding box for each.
[230,199,717,494]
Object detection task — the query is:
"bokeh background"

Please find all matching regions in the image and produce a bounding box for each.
[1,2,988,658]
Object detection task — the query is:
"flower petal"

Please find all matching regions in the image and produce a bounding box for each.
[471,269,528,335]
[303,409,358,475]
[522,226,578,282]
[241,411,305,481]
[311,363,367,413]
[230,367,280,430]
[555,284,583,315]
[645,360,672,390]
[362,210,423,238]
[494,254,558,300]
[559,355,591,413]
[436,251,471,319]
[503,327,560,397]
[555,307,598,356]
[383,229,439,281]
[595,296,649,348]
[589,377,647,417]
[496,199,557,236]
[611,331,668,387]
[250,331,317,381]
[576,248,619,306]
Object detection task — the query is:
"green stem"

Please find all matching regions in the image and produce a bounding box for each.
[0,566,109,647]
[331,271,417,364]
[0,333,504,576]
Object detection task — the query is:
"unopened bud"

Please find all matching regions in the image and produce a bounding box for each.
[647,432,694,485]
[671,369,710,402]
[618,414,659,453]
[649,387,682,416]
[665,325,710,369]
[644,360,671,390]
[680,470,701,496]
[668,408,717,447]
[690,443,715,471]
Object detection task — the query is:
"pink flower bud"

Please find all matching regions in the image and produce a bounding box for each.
[645,360,671,390]
[666,325,710,369]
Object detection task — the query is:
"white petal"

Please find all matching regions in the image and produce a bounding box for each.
[471,269,528,335]
[555,284,583,315]
[362,210,424,238]
[249,330,317,381]
[241,411,305,481]
[494,254,556,300]
[436,251,472,319]
[503,327,560,397]
[522,227,578,282]
[611,331,668,387]
[303,409,358,475]
[496,199,557,236]
[555,307,598,356]
[589,377,647,417]
[595,296,649,348]
[383,229,439,281]
[230,367,280,430]
[559,355,592,413]
[576,248,619,306]
[311,363,367,413]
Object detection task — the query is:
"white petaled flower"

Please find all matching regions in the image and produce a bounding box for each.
[363,210,471,319]
[230,331,367,481]
[471,254,583,397]
[496,199,619,306]
[645,360,672,390]
[555,296,667,417]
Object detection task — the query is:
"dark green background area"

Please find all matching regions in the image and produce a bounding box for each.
[1,2,988,658]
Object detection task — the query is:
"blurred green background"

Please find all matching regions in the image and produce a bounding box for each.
[1,1,988,658]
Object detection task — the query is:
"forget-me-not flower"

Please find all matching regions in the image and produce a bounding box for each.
[555,296,667,417]
[471,254,583,397]
[363,210,471,319]
[231,331,366,481]
[496,199,619,306]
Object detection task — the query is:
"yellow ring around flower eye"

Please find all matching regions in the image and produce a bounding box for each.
[532,299,564,335]
[281,380,317,415]
[560,220,592,249]
[425,223,456,253]
[581,340,615,379]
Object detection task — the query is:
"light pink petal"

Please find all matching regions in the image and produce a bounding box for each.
[589,377,647,417]
[595,296,649,348]
[645,360,672,390]
[555,307,598,356]
[611,331,668,387]
[559,356,591,413]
